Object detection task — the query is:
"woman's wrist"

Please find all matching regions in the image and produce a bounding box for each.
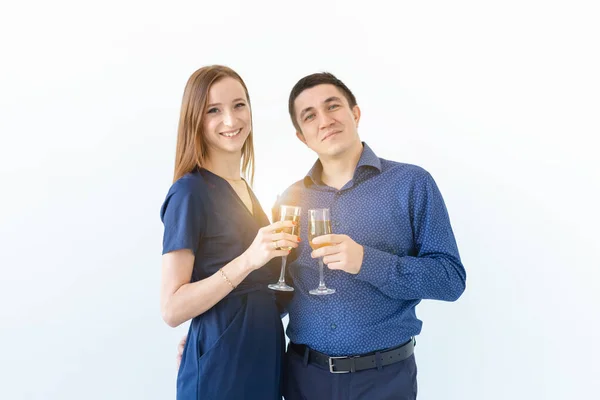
[229,253,255,281]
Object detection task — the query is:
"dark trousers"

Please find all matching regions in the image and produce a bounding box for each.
[283,345,418,400]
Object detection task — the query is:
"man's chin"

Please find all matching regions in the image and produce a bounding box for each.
[318,145,349,159]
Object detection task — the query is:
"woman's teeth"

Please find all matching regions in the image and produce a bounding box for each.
[221,129,240,137]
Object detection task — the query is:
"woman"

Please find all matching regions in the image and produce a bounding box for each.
[160,65,298,399]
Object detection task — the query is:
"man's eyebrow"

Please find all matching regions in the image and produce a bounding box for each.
[299,106,315,120]
[299,97,343,119]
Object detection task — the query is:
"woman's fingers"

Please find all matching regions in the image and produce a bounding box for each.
[265,219,296,233]
[271,237,298,249]
[270,231,300,243]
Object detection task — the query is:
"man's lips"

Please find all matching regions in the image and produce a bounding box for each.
[322,130,341,141]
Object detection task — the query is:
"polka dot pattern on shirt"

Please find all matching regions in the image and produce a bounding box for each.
[277,143,466,356]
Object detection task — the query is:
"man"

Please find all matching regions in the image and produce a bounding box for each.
[177,72,466,399]
[277,72,466,400]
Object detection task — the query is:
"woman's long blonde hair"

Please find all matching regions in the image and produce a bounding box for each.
[173,65,255,184]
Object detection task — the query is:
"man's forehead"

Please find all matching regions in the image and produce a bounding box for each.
[295,84,346,109]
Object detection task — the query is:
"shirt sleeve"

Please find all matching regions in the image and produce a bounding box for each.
[160,180,206,255]
[355,171,466,301]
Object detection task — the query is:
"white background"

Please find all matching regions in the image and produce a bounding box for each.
[1,0,599,399]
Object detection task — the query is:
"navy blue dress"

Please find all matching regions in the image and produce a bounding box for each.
[160,168,285,400]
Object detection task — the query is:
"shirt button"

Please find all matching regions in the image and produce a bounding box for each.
[331,323,337,330]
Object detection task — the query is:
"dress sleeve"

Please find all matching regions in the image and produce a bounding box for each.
[160,180,206,255]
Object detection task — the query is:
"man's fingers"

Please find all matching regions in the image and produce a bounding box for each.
[177,335,187,352]
[311,244,341,258]
[311,234,345,245]
[323,254,341,265]
[311,234,333,244]
[326,261,343,270]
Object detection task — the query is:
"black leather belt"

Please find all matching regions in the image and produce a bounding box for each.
[289,338,415,374]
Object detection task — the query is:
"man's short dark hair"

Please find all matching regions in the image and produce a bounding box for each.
[288,72,357,132]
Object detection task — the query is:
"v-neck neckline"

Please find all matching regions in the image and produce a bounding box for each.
[228,179,254,217]
[201,168,258,219]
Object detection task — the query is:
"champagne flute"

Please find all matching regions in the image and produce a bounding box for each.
[308,208,336,295]
[268,205,301,291]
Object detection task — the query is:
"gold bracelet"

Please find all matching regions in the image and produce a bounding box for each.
[219,268,236,289]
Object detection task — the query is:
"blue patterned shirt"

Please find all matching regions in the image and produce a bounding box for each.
[277,143,466,356]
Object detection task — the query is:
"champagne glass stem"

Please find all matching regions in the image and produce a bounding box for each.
[318,257,326,289]
[278,255,288,284]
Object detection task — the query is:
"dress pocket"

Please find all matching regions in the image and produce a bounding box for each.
[196,295,247,360]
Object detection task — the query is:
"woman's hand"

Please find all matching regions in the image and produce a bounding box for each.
[242,220,300,270]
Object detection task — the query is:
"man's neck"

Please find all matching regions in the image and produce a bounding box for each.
[320,142,364,190]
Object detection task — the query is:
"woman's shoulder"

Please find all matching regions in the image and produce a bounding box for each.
[169,170,209,195]
[160,170,209,219]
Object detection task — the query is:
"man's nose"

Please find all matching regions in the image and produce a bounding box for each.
[318,113,335,129]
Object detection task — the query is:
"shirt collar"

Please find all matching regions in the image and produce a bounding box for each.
[304,142,382,187]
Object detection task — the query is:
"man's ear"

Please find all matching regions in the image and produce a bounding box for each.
[296,131,307,145]
[352,105,361,127]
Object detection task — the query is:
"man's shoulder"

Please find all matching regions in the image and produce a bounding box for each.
[380,158,432,181]
[278,179,307,204]
[270,180,307,220]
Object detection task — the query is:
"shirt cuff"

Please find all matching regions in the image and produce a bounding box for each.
[355,245,398,288]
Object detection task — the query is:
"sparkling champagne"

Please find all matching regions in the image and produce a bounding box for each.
[307,208,336,295]
[268,204,301,292]
[308,219,332,250]
[276,214,300,251]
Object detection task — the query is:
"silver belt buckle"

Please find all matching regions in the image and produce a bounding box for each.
[328,356,350,374]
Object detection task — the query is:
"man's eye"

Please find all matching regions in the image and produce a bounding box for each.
[304,114,315,121]
[329,104,340,110]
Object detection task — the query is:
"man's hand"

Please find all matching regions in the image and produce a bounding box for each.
[310,234,364,274]
[176,334,187,368]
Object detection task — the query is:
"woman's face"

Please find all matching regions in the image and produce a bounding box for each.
[202,77,252,157]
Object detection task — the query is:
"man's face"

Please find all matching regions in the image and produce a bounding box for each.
[294,84,361,160]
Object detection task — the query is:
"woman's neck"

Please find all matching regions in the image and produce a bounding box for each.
[203,151,243,181]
